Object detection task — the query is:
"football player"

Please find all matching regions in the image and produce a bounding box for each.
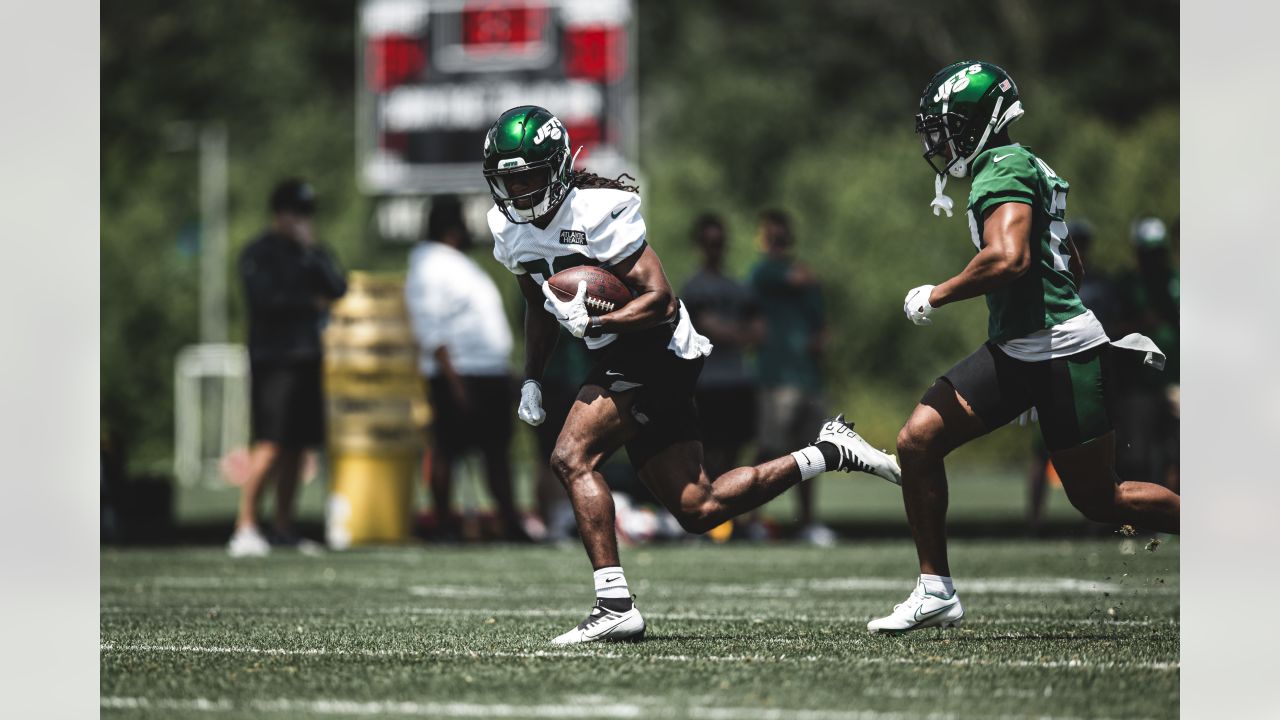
[869,62,1181,634]
[481,105,901,644]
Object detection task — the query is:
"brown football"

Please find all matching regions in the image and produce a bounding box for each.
[546,265,633,317]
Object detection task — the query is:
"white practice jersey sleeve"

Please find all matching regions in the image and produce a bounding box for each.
[487,188,646,280]
[582,190,645,266]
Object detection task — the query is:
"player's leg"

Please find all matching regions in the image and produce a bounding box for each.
[634,416,900,536]
[795,394,834,544]
[549,384,639,568]
[897,381,992,576]
[547,384,645,645]
[870,345,1025,634]
[1051,432,1180,532]
[1038,346,1180,533]
[637,440,806,534]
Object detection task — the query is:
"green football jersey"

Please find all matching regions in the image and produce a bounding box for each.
[966,144,1086,343]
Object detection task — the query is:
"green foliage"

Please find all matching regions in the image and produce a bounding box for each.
[102,1,1177,470]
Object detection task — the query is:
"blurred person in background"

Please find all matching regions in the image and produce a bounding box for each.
[405,196,529,542]
[1111,216,1180,491]
[681,213,764,487]
[747,209,836,546]
[882,61,1180,634]
[1024,219,1121,532]
[230,178,347,557]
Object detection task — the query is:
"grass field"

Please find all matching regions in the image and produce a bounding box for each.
[101,537,1177,719]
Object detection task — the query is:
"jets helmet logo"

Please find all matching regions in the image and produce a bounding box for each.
[532,117,564,145]
[932,63,985,103]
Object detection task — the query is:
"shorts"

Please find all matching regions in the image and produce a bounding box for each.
[428,374,514,456]
[940,342,1112,452]
[695,384,758,446]
[756,385,827,457]
[583,328,705,470]
[251,359,325,447]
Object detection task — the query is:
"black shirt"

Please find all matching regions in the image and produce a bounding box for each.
[238,231,347,364]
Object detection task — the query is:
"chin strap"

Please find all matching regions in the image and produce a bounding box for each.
[929,95,1025,219]
[930,173,954,218]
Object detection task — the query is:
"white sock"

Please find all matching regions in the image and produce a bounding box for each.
[593,566,630,599]
[920,573,954,596]
[790,446,827,481]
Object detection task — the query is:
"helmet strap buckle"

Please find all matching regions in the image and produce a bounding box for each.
[930,173,955,218]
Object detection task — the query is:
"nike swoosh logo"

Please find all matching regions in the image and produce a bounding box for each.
[914,602,953,622]
[583,612,627,639]
[611,206,626,218]
[992,153,1014,163]
[604,576,620,583]
[605,370,624,377]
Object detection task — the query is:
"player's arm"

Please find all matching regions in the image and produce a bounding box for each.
[928,202,1032,308]
[588,244,679,336]
[518,273,559,383]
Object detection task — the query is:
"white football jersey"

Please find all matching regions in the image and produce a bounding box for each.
[489,187,710,358]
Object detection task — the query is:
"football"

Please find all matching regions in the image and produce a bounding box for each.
[546,265,633,316]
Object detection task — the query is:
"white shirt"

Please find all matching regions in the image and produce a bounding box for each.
[489,187,711,358]
[404,242,513,378]
[998,309,1110,362]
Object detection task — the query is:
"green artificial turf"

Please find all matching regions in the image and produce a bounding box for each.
[102,538,1178,719]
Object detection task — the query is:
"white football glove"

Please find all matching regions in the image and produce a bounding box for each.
[904,285,937,326]
[541,280,591,339]
[517,379,545,426]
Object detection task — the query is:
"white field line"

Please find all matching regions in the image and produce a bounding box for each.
[100,603,1178,627]
[99,696,1160,720]
[99,696,1162,720]
[101,575,1177,596]
[98,642,1178,671]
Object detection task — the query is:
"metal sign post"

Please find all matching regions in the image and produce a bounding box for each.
[198,122,229,343]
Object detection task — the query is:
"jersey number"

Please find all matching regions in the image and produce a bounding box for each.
[1047,189,1071,273]
[520,255,600,283]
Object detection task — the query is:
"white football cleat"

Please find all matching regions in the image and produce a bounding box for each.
[867,579,965,635]
[551,601,646,645]
[816,414,902,485]
[227,525,270,558]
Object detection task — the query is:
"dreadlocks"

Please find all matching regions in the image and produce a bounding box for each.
[570,170,640,194]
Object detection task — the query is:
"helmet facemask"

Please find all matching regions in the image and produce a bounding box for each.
[484,147,573,224]
[482,106,579,225]
[917,111,969,179]
[916,95,1022,180]
[915,61,1025,217]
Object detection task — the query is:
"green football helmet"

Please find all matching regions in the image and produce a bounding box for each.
[482,105,577,223]
[916,61,1024,179]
